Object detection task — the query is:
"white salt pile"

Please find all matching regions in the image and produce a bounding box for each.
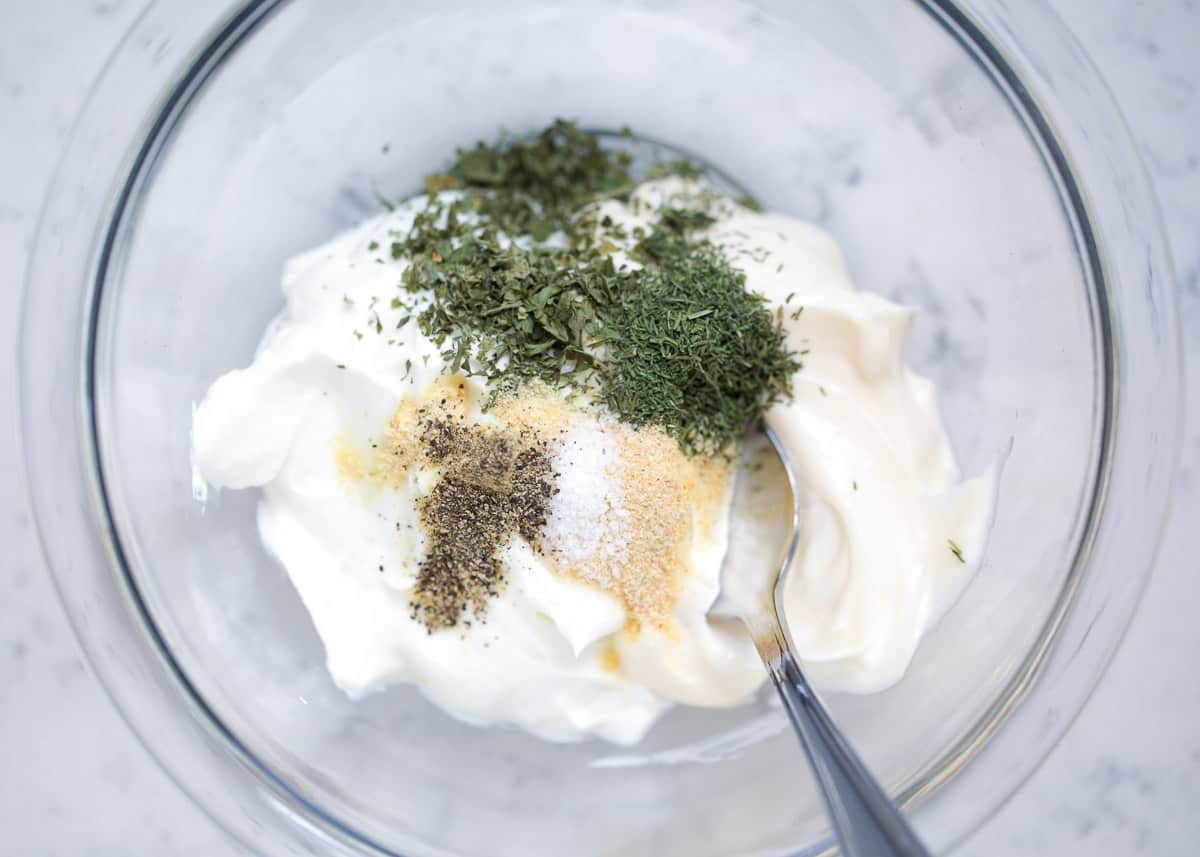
[544,420,629,587]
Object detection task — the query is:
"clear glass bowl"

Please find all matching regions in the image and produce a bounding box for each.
[19,1,1181,855]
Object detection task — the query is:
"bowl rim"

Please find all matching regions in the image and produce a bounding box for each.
[18,0,1183,854]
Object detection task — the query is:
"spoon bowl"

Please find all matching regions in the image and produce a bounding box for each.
[721,422,933,857]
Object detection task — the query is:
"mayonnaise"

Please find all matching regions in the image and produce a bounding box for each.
[192,179,992,744]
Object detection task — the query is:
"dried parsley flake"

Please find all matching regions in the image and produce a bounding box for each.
[385,121,800,454]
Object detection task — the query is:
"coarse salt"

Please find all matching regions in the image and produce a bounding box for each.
[545,420,629,587]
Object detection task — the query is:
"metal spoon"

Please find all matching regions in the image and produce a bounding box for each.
[720,422,932,857]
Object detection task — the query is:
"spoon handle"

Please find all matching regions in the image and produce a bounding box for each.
[766,648,933,857]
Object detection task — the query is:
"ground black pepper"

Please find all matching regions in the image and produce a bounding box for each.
[410,414,557,631]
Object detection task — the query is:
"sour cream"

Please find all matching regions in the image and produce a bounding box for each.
[192,179,992,744]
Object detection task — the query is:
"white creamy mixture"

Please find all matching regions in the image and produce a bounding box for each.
[192,178,992,745]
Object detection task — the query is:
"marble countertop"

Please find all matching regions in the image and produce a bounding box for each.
[1,1,1196,854]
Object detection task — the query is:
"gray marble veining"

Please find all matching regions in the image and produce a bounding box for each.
[0,1,1196,855]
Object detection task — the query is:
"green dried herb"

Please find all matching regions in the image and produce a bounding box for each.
[427,118,636,242]
[600,210,799,454]
[384,121,799,454]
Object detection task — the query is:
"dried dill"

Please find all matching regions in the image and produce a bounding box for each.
[386,120,800,454]
[600,210,799,455]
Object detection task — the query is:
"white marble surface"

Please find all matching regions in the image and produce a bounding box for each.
[1,1,1196,855]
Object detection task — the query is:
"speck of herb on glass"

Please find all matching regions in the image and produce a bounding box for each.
[737,194,763,212]
[384,120,800,455]
[948,539,966,563]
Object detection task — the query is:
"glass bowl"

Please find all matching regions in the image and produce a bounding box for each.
[19,0,1181,855]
